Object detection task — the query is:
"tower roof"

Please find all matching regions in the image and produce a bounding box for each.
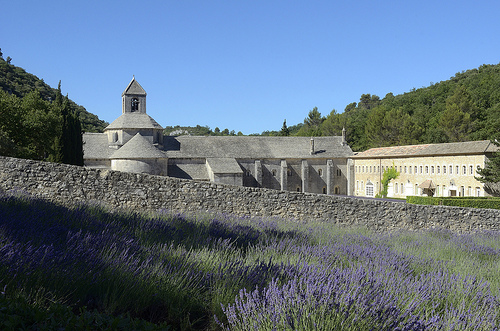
[105,113,163,130]
[122,77,146,96]
[110,133,165,159]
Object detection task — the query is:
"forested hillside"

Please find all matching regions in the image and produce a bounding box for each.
[294,63,500,151]
[0,51,107,133]
[0,51,105,163]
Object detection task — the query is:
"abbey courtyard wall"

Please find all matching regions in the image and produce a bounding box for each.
[1,156,500,233]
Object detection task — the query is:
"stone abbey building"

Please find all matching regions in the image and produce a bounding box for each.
[83,78,498,198]
[83,78,355,195]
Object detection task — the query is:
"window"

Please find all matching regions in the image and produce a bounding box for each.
[449,165,453,174]
[334,186,340,194]
[297,187,301,192]
[401,183,404,194]
[469,165,473,175]
[369,166,372,173]
[456,165,459,175]
[377,166,380,173]
[437,166,440,174]
[414,166,417,174]
[462,165,466,175]
[287,169,292,176]
[468,186,472,196]
[443,185,446,195]
[337,169,341,176]
[356,180,359,190]
[399,166,402,173]
[409,166,412,174]
[443,165,446,174]
[366,181,374,197]
[131,98,139,112]
[395,182,398,193]
[420,166,423,174]
[272,169,277,176]
[476,187,481,197]
[246,170,251,176]
[415,184,419,195]
[436,185,440,196]
[431,166,434,174]
[404,166,407,173]
[322,187,327,194]
[425,166,429,174]
[112,132,118,142]
[318,169,323,177]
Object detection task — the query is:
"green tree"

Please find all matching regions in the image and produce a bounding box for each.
[320,109,344,136]
[476,140,500,182]
[279,119,290,136]
[376,166,400,198]
[297,107,324,136]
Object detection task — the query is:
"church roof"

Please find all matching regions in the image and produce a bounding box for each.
[122,77,146,96]
[83,133,113,159]
[105,113,163,130]
[206,158,243,174]
[352,140,499,159]
[164,136,353,159]
[168,163,209,180]
[110,133,165,159]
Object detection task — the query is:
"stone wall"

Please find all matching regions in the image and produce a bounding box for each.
[1,156,500,233]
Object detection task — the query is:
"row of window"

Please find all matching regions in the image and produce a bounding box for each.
[356,180,482,197]
[356,164,480,176]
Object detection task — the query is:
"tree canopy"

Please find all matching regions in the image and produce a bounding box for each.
[286,63,500,151]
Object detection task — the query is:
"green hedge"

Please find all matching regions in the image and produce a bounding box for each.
[406,196,500,209]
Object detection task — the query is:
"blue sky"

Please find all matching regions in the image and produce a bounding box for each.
[2,0,499,134]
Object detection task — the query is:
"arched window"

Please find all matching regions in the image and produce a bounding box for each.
[131,98,139,112]
[318,169,323,177]
[334,186,340,194]
[272,169,277,176]
[297,186,301,192]
[322,187,327,194]
[365,181,374,197]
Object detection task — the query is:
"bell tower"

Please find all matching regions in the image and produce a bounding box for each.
[122,76,147,114]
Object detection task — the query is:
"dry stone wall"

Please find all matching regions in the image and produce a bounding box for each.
[1,156,500,233]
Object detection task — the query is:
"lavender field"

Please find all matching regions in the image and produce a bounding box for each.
[1,191,500,330]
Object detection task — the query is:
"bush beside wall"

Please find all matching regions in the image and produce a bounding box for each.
[407,196,500,210]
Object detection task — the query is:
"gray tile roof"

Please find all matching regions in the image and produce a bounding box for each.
[168,163,209,180]
[164,136,353,159]
[352,140,499,159]
[206,158,243,174]
[122,77,146,96]
[105,113,163,130]
[110,133,166,159]
[83,133,112,159]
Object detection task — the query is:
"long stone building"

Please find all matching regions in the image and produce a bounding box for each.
[83,78,355,195]
[83,78,499,198]
[351,141,499,198]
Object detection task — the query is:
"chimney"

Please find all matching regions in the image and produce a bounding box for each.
[342,127,347,146]
[310,137,315,155]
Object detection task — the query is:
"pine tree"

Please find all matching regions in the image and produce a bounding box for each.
[280,119,290,136]
[476,141,500,183]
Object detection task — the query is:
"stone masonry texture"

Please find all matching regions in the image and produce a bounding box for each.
[1,156,500,233]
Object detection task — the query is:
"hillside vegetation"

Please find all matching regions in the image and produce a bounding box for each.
[294,63,500,151]
[0,53,107,133]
